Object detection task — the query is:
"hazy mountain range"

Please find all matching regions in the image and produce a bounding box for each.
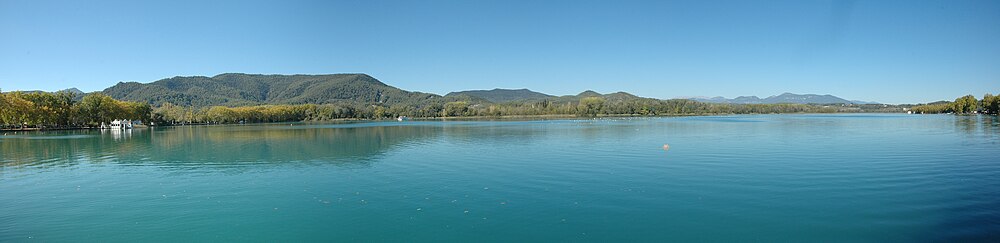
[686,93,878,105]
[13,73,875,106]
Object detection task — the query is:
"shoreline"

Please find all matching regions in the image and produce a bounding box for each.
[0,125,152,132]
[1,112,919,132]
[0,127,98,132]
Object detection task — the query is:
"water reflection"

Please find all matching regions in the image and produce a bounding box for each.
[954,115,1000,138]
[101,129,134,140]
[1,123,440,169]
[4,116,998,171]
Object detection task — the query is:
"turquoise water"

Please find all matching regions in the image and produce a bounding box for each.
[2,114,998,242]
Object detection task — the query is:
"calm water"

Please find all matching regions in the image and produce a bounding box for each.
[1,114,998,242]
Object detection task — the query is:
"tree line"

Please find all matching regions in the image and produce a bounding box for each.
[148,97,856,125]
[4,88,934,129]
[910,93,1000,115]
[0,90,151,129]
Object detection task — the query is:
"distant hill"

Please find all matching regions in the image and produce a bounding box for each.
[689,93,876,104]
[763,93,854,104]
[576,90,603,98]
[849,100,880,105]
[102,73,440,107]
[100,73,656,107]
[59,88,84,95]
[4,87,87,100]
[445,88,553,103]
[84,73,875,108]
[9,87,83,95]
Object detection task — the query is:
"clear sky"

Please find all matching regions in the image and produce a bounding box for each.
[1,0,998,104]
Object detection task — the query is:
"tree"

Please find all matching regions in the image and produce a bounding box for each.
[122,101,152,121]
[983,93,1000,115]
[911,102,953,114]
[0,89,8,127]
[53,91,76,127]
[444,101,469,117]
[78,93,117,126]
[74,93,151,126]
[577,97,605,117]
[953,95,978,114]
[206,106,231,124]
[374,106,387,119]
[1,92,35,129]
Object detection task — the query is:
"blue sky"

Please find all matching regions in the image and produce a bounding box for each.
[1,0,997,104]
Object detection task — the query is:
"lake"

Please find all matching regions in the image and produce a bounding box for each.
[1,114,998,242]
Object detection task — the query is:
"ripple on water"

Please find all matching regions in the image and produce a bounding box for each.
[23,135,97,140]
[1,115,999,241]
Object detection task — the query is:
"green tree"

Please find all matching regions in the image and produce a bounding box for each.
[982,93,999,115]
[374,106,387,119]
[123,101,153,121]
[953,95,978,114]
[444,101,469,117]
[911,102,953,114]
[78,93,116,126]
[53,91,77,127]
[0,89,8,127]
[1,92,36,129]
[577,97,605,117]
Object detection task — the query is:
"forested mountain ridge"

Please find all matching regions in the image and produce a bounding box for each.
[99,73,668,110]
[445,88,553,103]
[100,73,880,108]
[102,73,440,107]
[4,73,918,128]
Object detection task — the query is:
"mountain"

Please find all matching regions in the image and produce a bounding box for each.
[98,73,878,109]
[58,88,84,95]
[445,88,553,103]
[101,73,655,108]
[9,87,83,94]
[687,96,729,103]
[764,93,854,104]
[102,73,439,107]
[4,87,87,100]
[576,90,603,98]
[63,88,83,94]
[849,100,880,105]
[689,93,875,104]
[733,96,764,104]
[601,91,640,101]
